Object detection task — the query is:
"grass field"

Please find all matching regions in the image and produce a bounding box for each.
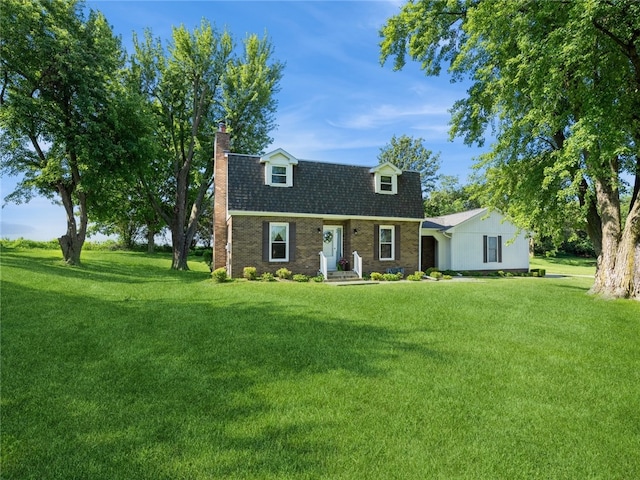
[1,247,638,479]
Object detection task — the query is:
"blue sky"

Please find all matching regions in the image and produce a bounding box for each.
[1,0,487,241]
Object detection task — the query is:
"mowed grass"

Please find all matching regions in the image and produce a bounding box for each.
[1,248,639,479]
[530,255,597,276]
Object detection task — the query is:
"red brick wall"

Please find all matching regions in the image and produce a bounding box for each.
[212,131,230,270]
[228,216,421,278]
[349,220,421,275]
[230,216,324,277]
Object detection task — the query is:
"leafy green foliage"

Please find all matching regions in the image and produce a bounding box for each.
[380,0,640,298]
[423,175,481,216]
[243,266,258,281]
[211,267,229,282]
[406,271,424,281]
[276,267,292,280]
[130,22,284,269]
[0,0,143,264]
[378,134,440,193]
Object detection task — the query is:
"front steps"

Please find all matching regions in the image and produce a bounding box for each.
[325,270,361,282]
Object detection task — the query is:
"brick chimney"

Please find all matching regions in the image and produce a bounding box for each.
[213,122,230,271]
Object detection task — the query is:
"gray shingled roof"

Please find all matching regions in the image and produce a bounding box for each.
[226,154,424,219]
[422,208,487,230]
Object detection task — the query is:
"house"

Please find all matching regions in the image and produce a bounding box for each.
[212,127,425,278]
[421,208,530,273]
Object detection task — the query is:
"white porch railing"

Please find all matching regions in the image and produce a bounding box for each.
[318,251,328,279]
[352,251,363,279]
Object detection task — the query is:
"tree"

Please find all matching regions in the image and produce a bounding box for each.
[381,0,640,299]
[423,175,480,217]
[378,134,440,194]
[131,22,283,270]
[0,0,146,264]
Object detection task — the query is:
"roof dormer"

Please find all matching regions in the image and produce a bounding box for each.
[260,149,298,187]
[370,162,402,195]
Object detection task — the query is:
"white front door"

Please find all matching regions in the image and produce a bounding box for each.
[322,226,342,271]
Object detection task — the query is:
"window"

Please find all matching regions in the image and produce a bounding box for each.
[271,165,287,184]
[487,236,498,262]
[270,223,288,261]
[379,226,394,260]
[380,175,393,192]
[483,235,502,263]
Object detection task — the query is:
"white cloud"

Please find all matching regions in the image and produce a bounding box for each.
[327,102,450,130]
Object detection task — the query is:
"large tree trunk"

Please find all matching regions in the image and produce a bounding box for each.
[57,181,86,266]
[58,234,83,265]
[146,227,156,254]
[590,177,640,300]
[171,226,190,270]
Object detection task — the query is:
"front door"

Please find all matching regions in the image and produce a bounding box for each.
[322,226,343,271]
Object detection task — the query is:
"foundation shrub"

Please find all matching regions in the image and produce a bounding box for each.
[243,266,258,281]
[212,267,229,283]
[276,267,292,280]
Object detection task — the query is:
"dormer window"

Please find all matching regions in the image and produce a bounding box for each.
[260,148,298,187]
[370,162,402,195]
[380,175,393,192]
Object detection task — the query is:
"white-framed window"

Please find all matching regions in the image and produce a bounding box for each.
[483,235,502,263]
[380,175,393,192]
[379,225,394,260]
[270,222,289,261]
[270,165,287,185]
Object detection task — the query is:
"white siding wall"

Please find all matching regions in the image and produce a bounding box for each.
[450,211,529,271]
[433,231,452,271]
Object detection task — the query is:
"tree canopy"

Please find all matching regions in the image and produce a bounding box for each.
[0,0,147,264]
[377,134,440,194]
[130,22,284,270]
[381,0,640,299]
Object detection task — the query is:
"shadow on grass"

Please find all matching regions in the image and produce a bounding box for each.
[1,277,429,479]
[0,251,209,285]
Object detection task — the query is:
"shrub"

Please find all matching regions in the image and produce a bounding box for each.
[443,274,453,280]
[276,267,292,280]
[430,271,443,280]
[243,266,258,281]
[202,250,212,267]
[407,271,424,281]
[312,275,324,283]
[425,267,438,276]
[260,272,275,282]
[211,267,228,283]
[292,274,309,282]
[529,268,546,277]
[382,273,402,281]
[370,272,383,281]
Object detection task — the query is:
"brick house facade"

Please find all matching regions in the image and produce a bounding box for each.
[212,128,424,278]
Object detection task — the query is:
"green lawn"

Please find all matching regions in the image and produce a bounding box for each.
[1,248,638,479]
[530,255,597,276]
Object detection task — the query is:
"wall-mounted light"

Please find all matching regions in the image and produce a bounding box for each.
[353,228,358,235]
